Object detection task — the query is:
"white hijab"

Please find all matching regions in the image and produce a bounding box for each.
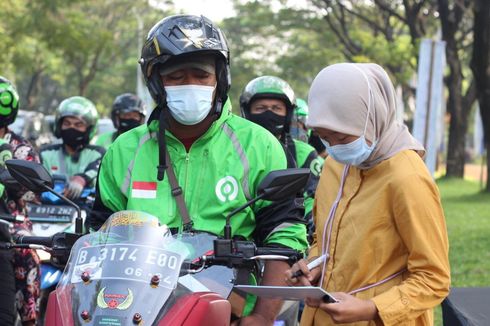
[306,63,424,169]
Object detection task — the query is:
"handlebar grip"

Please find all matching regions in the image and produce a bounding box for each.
[14,235,53,247]
[255,247,303,259]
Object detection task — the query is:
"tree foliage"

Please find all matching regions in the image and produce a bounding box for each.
[0,0,171,115]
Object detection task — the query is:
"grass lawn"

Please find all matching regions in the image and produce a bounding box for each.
[433,177,490,325]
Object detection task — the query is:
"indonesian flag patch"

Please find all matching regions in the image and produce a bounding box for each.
[131,181,157,199]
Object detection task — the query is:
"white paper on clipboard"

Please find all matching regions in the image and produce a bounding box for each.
[233,285,338,303]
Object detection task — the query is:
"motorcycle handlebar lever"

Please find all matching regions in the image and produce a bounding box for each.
[255,247,303,263]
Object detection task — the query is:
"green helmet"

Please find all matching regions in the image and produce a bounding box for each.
[239,76,296,133]
[290,98,310,142]
[54,96,99,140]
[295,98,308,117]
[0,76,20,128]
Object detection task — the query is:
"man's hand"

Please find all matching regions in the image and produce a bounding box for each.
[284,258,322,287]
[231,313,271,326]
[235,260,290,326]
[65,176,86,200]
[309,292,378,324]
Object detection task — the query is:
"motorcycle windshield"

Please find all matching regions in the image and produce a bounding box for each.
[56,211,191,326]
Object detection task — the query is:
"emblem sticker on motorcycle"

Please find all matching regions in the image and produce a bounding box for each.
[215,176,239,202]
[97,287,133,310]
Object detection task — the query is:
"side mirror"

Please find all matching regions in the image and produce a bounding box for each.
[223,168,310,239]
[0,169,23,193]
[6,159,84,235]
[6,159,53,193]
[257,168,310,201]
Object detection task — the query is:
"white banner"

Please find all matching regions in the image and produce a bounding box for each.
[413,39,446,177]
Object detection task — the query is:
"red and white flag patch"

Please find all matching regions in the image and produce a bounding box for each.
[131,181,157,199]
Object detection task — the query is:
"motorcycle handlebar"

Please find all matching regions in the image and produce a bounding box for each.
[255,247,303,261]
[14,235,53,247]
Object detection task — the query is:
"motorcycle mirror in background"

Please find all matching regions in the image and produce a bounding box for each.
[6,159,83,235]
[223,168,309,239]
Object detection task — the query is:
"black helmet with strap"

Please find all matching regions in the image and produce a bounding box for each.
[139,14,230,115]
[139,15,231,181]
[111,93,146,129]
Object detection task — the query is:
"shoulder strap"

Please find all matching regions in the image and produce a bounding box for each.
[164,149,193,231]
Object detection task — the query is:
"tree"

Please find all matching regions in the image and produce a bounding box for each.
[221,0,343,112]
[311,0,477,178]
[470,0,490,191]
[1,0,172,115]
[437,0,476,178]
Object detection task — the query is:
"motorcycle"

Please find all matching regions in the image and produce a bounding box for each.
[5,159,309,325]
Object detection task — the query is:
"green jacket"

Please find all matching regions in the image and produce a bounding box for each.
[89,107,308,251]
[290,139,324,216]
[40,144,105,187]
[94,131,117,149]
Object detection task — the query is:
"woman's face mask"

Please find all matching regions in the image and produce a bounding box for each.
[165,84,215,125]
[321,136,375,166]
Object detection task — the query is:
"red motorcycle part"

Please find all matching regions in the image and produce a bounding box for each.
[44,290,74,326]
[158,292,231,326]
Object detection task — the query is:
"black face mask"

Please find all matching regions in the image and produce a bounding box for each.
[60,128,88,149]
[119,118,141,133]
[248,111,286,137]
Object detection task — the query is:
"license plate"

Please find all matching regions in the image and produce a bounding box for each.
[71,244,182,287]
[27,204,75,223]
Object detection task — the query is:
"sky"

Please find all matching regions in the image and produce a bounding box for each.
[173,0,236,21]
[171,0,312,22]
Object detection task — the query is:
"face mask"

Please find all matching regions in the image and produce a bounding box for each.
[60,128,87,149]
[321,136,375,166]
[248,111,286,137]
[119,118,141,133]
[165,85,215,125]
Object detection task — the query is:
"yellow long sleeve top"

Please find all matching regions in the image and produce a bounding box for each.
[301,150,450,326]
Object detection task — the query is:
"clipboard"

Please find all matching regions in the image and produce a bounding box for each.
[233,285,339,303]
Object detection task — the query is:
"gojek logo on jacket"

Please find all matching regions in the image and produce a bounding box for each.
[215,176,238,202]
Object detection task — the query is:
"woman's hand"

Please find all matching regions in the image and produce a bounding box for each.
[284,258,322,287]
[308,292,378,324]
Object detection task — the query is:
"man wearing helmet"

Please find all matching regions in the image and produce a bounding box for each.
[40,96,105,200]
[88,15,307,325]
[95,93,146,149]
[240,77,323,243]
[0,76,40,326]
[290,98,310,143]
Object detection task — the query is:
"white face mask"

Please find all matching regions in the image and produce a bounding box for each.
[165,84,215,125]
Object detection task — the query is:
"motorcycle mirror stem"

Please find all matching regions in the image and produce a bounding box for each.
[5,159,83,235]
[40,185,83,235]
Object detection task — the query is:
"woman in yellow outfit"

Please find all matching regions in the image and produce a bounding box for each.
[286,63,450,326]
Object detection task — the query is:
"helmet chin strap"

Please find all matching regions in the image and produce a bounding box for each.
[156,105,168,181]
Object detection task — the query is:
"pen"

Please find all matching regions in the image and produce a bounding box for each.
[291,254,326,278]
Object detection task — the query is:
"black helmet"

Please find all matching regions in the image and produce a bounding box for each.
[0,76,20,128]
[139,14,231,117]
[111,93,146,129]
